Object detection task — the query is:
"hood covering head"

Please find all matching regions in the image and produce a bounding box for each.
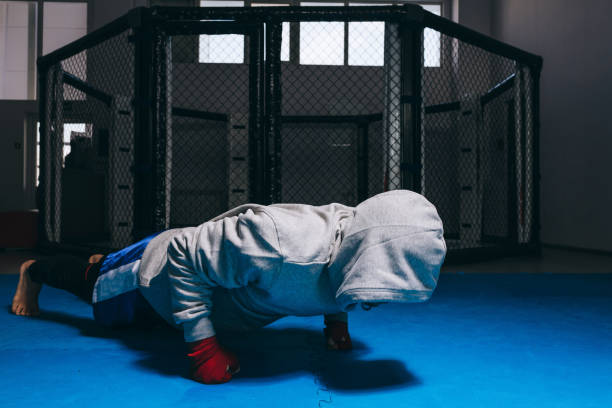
[328,190,447,311]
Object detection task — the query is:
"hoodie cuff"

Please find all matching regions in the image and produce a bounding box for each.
[183,317,216,342]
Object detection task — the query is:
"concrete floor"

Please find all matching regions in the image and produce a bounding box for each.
[2,247,611,276]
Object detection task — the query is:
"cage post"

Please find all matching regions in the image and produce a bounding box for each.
[151,26,172,232]
[521,65,533,245]
[400,24,423,193]
[382,22,401,192]
[109,97,136,248]
[48,64,64,243]
[357,122,369,203]
[513,65,525,244]
[228,113,250,209]
[531,63,542,250]
[37,63,48,243]
[506,98,519,244]
[264,22,283,204]
[131,8,155,240]
[457,95,484,244]
[248,24,265,204]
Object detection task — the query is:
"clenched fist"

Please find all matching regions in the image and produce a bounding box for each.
[187,336,240,384]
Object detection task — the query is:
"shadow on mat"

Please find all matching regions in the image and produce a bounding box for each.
[24,309,419,392]
[220,327,421,391]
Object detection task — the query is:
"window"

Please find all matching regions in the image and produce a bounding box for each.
[422,4,441,67]
[0,1,87,100]
[280,21,290,61]
[44,1,88,91]
[36,122,88,185]
[199,1,291,63]
[0,1,37,99]
[196,1,443,67]
[300,1,442,67]
[348,3,390,67]
[199,1,245,64]
[300,2,344,65]
[347,3,441,67]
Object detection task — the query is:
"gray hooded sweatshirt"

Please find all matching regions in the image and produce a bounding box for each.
[138,189,447,342]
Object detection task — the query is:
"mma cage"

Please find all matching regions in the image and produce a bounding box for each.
[37,4,542,263]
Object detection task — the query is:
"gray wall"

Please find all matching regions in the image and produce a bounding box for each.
[0,101,37,211]
[454,0,491,35]
[490,0,612,252]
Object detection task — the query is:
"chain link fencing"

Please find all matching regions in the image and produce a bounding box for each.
[38,5,541,261]
[422,27,537,251]
[40,24,135,250]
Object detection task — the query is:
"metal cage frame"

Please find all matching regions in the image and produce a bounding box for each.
[37,5,543,263]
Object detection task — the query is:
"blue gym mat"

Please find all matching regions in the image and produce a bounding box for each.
[2,273,611,408]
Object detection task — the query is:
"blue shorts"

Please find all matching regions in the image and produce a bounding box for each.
[92,233,162,327]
